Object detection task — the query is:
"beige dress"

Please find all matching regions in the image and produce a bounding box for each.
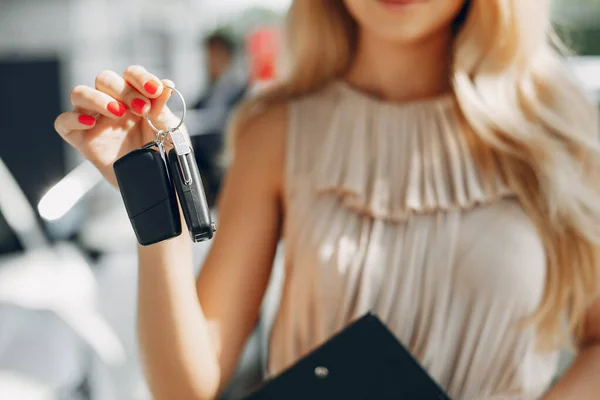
[266,81,560,400]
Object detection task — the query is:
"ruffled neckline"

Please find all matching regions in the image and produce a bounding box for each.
[311,81,514,222]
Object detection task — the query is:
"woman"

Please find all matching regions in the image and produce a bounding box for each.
[54,0,600,399]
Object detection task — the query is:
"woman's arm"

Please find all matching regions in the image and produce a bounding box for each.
[542,298,600,399]
[137,104,287,400]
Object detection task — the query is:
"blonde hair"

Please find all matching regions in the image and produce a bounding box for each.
[230,0,600,351]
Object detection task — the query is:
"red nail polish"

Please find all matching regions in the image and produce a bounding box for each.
[144,81,158,95]
[107,101,127,117]
[132,98,147,114]
[78,115,96,126]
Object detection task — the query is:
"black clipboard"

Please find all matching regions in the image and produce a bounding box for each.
[244,313,452,399]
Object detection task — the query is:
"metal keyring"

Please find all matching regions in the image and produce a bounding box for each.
[144,84,186,134]
[154,131,166,147]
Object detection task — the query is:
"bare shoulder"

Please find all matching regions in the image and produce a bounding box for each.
[233,101,288,153]
[229,101,289,194]
[230,83,336,159]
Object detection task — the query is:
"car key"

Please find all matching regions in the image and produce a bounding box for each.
[113,142,182,246]
[166,128,216,242]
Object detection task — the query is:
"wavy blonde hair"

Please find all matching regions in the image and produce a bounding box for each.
[230,0,600,351]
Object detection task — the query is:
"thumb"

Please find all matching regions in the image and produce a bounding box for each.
[148,79,175,119]
[147,79,183,133]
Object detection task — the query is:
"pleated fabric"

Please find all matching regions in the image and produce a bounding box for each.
[268,81,559,400]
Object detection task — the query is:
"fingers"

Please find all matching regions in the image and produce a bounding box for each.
[123,65,163,99]
[54,111,97,138]
[70,85,128,119]
[62,66,171,137]
[95,70,151,116]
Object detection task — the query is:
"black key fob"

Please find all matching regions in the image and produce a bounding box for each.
[113,147,182,246]
[166,148,215,242]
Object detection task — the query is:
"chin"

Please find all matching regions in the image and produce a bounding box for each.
[370,22,446,44]
[344,0,467,43]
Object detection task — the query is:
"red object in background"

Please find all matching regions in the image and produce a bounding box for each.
[247,28,279,82]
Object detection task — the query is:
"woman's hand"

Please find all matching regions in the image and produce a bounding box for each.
[54,65,178,187]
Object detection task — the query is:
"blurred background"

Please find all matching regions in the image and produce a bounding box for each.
[0,0,598,399]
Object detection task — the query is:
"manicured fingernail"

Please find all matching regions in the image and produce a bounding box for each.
[132,98,148,114]
[78,115,96,126]
[107,101,127,117]
[144,81,158,95]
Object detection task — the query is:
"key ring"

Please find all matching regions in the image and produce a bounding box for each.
[154,131,166,147]
[144,84,186,134]
[152,127,181,148]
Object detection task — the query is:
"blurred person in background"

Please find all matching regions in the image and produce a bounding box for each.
[189,30,248,208]
[53,0,600,399]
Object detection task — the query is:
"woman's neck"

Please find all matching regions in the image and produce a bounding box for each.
[344,27,454,103]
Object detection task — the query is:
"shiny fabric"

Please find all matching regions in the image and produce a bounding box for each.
[267,81,560,400]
